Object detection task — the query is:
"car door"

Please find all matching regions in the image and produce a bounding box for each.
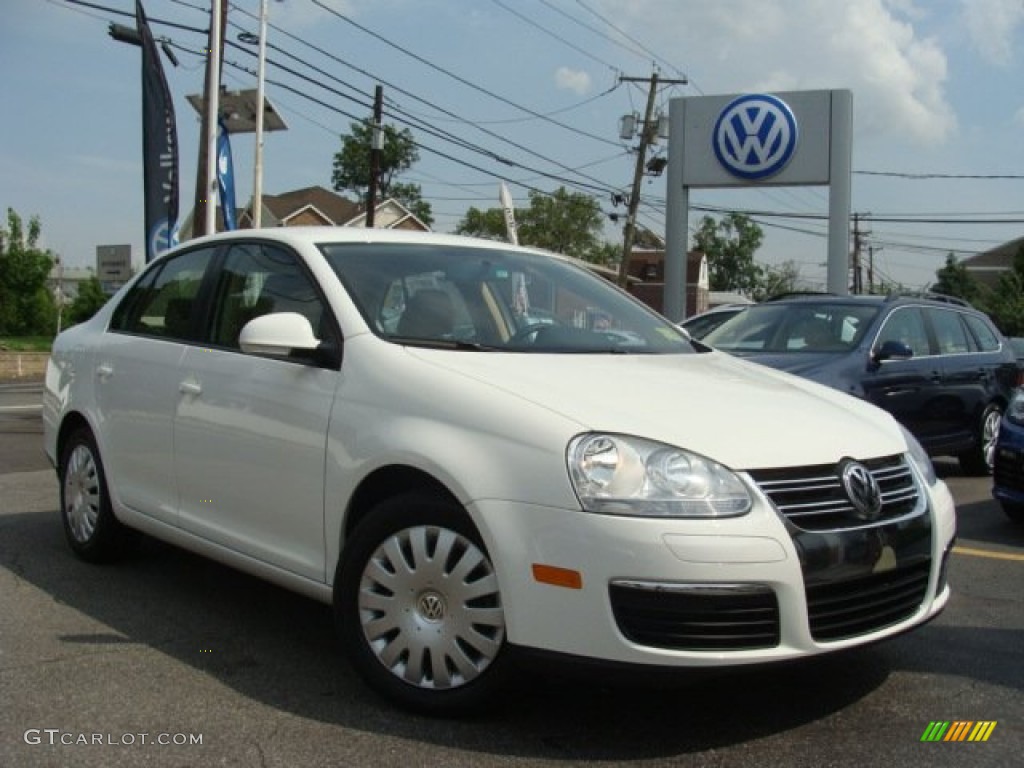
[96,246,217,524]
[860,306,947,447]
[173,242,339,581]
[929,307,996,446]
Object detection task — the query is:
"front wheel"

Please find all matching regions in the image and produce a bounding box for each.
[335,493,509,715]
[59,427,133,562]
[958,403,1002,476]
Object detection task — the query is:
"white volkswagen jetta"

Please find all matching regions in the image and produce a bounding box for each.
[43,228,955,714]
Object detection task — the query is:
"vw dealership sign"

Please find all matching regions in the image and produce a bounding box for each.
[713,94,798,180]
[662,89,852,320]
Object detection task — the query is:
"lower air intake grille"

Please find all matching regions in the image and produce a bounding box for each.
[805,560,931,641]
[610,582,780,651]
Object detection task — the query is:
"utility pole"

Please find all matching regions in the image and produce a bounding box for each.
[617,73,687,288]
[366,85,384,228]
[851,212,862,294]
[251,0,269,228]
[192,0,227,237]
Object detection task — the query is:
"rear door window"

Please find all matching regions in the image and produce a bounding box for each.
[109,247,215,341]
[927,308,971,355]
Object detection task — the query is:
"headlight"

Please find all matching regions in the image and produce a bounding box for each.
[900,424,937,486]
[567,433,752,517]
[1007,391,1024,426]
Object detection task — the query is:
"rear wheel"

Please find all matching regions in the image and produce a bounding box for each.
[59,427,133,562]
[335,493,509,715]
[958,403,1002,476]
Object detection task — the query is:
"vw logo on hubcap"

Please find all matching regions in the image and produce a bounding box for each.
[840,460,883,521]
[417,591,446,622]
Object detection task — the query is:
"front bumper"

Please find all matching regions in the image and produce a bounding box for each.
[471,477,955,667]
[993,420,1024,506]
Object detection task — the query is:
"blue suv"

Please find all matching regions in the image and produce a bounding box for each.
[703,294,1021,475]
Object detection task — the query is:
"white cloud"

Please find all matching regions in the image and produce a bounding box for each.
[555,66,592,95]
[960,0,1024,66]
[1014,106,1024,128]
[598,0,958,146]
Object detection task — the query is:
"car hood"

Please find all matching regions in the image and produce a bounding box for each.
[404,347,904,470]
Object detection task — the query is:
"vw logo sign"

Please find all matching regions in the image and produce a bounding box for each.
[713,94,798,180]
[840,460,883,521]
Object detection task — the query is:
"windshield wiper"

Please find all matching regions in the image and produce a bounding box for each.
[389,336,498,351]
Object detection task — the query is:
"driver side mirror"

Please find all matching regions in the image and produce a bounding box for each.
[871,339,914,365]
[240,312,320,356]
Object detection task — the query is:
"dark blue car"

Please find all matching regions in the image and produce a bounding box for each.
[703,294,1022,475]
[993,391,1024,523]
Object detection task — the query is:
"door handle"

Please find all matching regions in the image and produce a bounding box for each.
[179,380,202,396]
[96,363,113,380]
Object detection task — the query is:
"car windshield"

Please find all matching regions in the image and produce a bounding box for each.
[703,302,880,353]
[319,242,693,354]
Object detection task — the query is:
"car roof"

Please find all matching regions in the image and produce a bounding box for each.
[759,293,977,310]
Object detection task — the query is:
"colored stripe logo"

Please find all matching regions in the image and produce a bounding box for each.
[921,721,997,742]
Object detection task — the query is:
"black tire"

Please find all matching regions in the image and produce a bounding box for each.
[1002,501,1024,524]
[335,492,510,715]
[58,427,133,563]
[958,403,1002,476]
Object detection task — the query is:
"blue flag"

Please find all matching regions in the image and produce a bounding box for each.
[217,118,237,231]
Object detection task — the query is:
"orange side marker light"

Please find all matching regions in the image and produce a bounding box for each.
[532,563,583,589]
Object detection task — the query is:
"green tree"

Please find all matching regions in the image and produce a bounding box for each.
[931,253,981,302]
[65,276,110,327]
[455,187,610,263]
[754,260,803,301]
[331,121,433,227]
[454,207,508,241]
[981,246,1024,335]
[0,209,57,335]
[692,213,765,296]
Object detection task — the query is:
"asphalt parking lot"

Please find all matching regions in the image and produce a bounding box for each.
[2,382,1022,767]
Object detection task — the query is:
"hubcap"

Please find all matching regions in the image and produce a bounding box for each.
[64,444,101,543]
[983,409,1001,469]
[357,525,505,690]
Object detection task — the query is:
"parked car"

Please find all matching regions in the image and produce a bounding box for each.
[993,389,1024,523]
[679,304,748,339]
[43,229,955,715]
[702,293,1021,475]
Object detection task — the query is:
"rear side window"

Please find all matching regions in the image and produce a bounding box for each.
[109,247,214,340]
[963,313,1000,352]
[927,308,971,355]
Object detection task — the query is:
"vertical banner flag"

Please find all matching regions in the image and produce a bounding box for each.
[137,0,179,261]
[499,181,518,246]
[217,118,237,231]
[499,183,529,315]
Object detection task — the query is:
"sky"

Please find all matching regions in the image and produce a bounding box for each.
[2,0,1023,292]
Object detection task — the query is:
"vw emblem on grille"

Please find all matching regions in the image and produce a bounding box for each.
[417,592,446,622]
[840,461,883,521]
[713,94,798,180]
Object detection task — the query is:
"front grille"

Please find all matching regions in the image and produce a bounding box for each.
[994,447,1024,492]
[805,560,931,641]
[748,455,922,531]
[610,582,780,651]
